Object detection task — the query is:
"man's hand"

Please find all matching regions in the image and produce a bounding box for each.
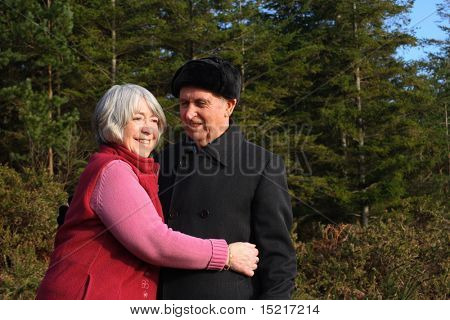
[227,242,259,277]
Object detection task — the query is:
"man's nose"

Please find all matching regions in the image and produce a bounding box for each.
[184,104,197,120]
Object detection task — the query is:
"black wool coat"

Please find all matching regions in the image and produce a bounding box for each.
[157,124,297,299]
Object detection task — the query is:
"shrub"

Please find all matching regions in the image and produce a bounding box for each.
[1,163,447,300]
[0,165,66,299]
[293,204,449,299]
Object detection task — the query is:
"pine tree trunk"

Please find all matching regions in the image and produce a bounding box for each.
[239,0,247,126]
[239,0,245,92]
[111,0,117,84]
[187,0,194,59]
[56,70,61,117]
[47,0,54,176]
[48,64,54,176]
[354,2,368,226]
[445,102,449,192]
[341,131,348,177]
[356,64,368,226]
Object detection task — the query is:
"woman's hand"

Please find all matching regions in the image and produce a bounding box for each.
[227,242,259,277]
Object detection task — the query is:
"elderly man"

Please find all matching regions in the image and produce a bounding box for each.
[157,57,296,299]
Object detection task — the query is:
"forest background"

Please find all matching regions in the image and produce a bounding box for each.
[0,0,448,299]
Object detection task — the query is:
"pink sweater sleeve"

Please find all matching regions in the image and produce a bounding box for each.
[90,160,228,270]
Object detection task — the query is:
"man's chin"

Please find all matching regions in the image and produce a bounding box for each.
[187,132,208,147]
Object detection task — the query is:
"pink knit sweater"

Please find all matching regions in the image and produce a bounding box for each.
[90,160,228,270]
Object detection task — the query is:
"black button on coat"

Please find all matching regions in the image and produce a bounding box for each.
[157,124,296,299]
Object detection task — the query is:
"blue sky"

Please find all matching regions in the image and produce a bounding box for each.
[396,0,447,61]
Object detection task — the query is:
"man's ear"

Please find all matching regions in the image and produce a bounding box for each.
[226,98,237,116]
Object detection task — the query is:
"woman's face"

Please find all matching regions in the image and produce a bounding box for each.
[122,98,159,158]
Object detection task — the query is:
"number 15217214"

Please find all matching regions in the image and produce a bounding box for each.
[260,304,320,315]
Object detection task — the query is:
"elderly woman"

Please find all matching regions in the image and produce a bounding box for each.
[36,84,258,300]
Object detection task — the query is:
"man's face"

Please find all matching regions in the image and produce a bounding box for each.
[179,86,236,147]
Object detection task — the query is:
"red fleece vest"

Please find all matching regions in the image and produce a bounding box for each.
[36,144,163,300]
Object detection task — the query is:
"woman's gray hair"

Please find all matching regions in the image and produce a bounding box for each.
[93,84,166,146]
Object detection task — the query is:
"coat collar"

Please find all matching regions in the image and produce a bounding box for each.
[180,121,243,167]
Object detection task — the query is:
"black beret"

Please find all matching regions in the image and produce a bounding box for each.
[171,56,242,100]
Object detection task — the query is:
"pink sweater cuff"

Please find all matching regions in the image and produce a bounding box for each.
[206,239,228,270]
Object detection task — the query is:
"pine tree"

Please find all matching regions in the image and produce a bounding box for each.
[0,0,79,178]
[418,0,449,199]
[68,0,224,136]
[265,0,425,226]
[212,1,301,136]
